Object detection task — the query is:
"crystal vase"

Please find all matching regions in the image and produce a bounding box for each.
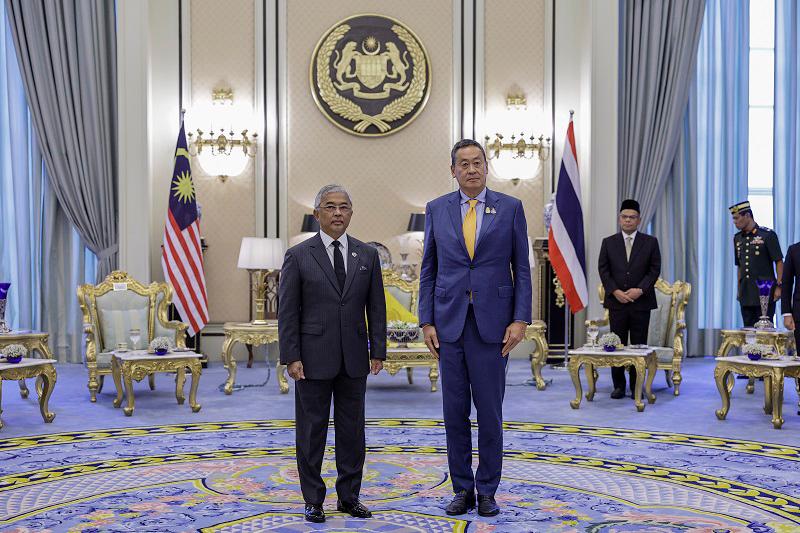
[754,293,774,330]
[0,283,10,334]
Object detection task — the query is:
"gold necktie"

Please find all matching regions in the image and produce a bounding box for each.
[625,236,633,260]
[463,199,478,259]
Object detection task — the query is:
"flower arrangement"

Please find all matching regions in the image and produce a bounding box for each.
[599,332,622,352]
[387,320,419,346]
[742,343,773,361]
[1,343,27,363]
[148,336,173,355]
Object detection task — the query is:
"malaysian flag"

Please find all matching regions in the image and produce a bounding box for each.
[547,116,588,313]
[161,123,209,335]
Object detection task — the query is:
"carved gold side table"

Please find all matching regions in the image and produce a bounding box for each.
[111,351,202,416]
[383,346,439,392]
[567,346,657,412]
[714,355,800,429]
[222,321,279,394]
[717,329,797,394]
[527,321,549,390]
[0,358,57,429]
[0,331,54,399]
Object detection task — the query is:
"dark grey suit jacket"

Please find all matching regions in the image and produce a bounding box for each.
[278,233,387,380]
[598,232,662,311]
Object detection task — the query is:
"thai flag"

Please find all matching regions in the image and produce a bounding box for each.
[547,117,588,313]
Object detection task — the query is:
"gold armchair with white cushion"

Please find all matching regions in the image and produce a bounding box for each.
[77,270,188,402]
[586,279,691,395]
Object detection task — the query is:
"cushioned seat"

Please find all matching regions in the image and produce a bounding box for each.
[587,279,691,395]
[77,270,188,402]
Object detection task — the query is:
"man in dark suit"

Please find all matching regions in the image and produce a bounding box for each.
[598,199,661,399]
[278,184,386,523]
[419,139,532,517]
[782,241,800,355]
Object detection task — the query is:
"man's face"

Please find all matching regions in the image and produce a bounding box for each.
[314,192,352,237]
[732,211,751,231]
[618,209,640,234]
[451,145,488,193]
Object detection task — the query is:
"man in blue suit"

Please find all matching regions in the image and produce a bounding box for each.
[418,139,532,517]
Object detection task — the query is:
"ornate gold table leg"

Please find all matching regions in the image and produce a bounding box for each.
[771,368,784,429]
[746,377,755,394]
[633,360,646,412]
[584,363,595,401]
[38,365,56,423]
[112,357,124,408]
[188,360,202,413]
[277,363,289,394]
[221,336,237,395]
[429,363,439,392]
[763,375,773,415]
[122,362,135,416]
[715,364,731,420]
[18,379,29,399]
[176,367,186,405]
[645,354,657,404]
[532,346,546,391]
[569,358,583,409]
[406,367,414,384]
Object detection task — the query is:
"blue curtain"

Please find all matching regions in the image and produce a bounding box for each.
[0,4,96,362]
[774,0,800,254]
[652,0,750,356]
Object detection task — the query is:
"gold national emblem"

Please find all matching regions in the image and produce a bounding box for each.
[310,14,431,137]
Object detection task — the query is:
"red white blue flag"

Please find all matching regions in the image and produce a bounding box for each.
[161,123,209,335]
[547,117,588,313]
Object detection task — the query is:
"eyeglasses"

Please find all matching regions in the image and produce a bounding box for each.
[320,205,352,214]
[619,214,639,221]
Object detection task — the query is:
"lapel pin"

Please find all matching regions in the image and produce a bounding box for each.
[491,207,496,214]
[485,206,491,214]
[352,252,357,257]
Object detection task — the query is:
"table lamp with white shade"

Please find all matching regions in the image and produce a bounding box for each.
[237,237,285,324]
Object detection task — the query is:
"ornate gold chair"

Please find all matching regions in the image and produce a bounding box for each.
[382,269,439,389]
[586,279,691,395]
[77,270,188,402]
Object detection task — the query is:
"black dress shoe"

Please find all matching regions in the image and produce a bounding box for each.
[477,495,500,517]
[304,503,325,523]
[337,499,372,518]
[445,490,475,515]
[610,388,625,399]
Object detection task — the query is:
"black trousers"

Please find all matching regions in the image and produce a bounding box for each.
[740,300,776,328]
[295,370,367,505]
[608,306,651,391]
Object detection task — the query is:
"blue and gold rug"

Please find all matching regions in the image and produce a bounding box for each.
[0,419,798,532]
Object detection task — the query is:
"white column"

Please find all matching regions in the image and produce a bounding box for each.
[116,0,180,282]
[553,0,618,329]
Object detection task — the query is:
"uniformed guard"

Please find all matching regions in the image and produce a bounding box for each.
[730,201,783,327]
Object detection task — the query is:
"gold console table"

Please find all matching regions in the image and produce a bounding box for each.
[222,321,279,394]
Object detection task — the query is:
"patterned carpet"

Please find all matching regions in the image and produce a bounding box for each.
[0,418,799,532]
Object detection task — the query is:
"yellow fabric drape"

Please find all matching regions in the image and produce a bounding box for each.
[385,288,417,323]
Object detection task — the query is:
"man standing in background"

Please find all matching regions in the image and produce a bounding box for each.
[730,201,783,327]
[598,199,661,399]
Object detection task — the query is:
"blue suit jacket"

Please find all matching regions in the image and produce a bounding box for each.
[418,188,532,343]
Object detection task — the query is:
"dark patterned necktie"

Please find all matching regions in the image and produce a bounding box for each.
[332,240,346,291]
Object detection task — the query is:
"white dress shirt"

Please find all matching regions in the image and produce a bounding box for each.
[319,230,348,273]
[622,230,638,245]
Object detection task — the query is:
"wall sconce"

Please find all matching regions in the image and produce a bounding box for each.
[483,92,551,185]
[187,88,258,183]
[237,237,284,324]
